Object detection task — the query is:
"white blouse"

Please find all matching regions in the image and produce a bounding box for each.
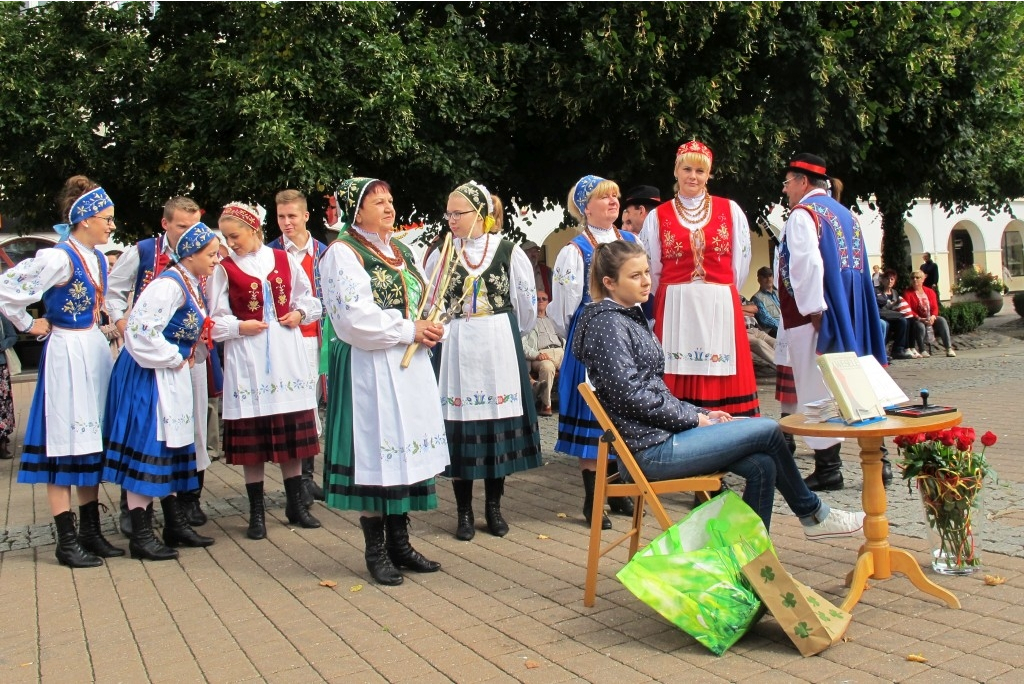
[548,226,619,339]
[123,272,203,369]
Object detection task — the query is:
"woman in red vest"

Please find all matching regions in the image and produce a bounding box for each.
[208,202,323,540]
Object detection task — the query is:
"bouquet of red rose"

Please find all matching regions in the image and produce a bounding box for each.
[895,427,997,573]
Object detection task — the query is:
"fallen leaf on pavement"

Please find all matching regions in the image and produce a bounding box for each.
[538,534,550,540]
[319,579,337,588]
[984,574,1006,585]
[349,584,363,592]
[557,513,568,518]
[525,660,541,669]
[907,654,928,663]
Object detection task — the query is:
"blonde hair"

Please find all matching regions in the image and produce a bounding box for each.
[567,179,620,226]
[275,189,307,211]
[674,151,712,173]
[163,196,200,221]
[589,240,647,301]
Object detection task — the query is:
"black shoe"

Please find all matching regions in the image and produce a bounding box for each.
[160,495,215,548]
[0,437,12,460]
[608,496,635,517]
[246,482,266,540]
[177,490,208,527]
[385,514,441,573]
[284,476,321,528]
[119,488,132,536]
[452,480,475,541]
[484,478,510,537]
[804,444,845,491]
[53,511,103,568]
[360,516,403,586]
[77,500,125,558]
[581,470,612,530]
[128,507,179,561]
[881,445,893,486]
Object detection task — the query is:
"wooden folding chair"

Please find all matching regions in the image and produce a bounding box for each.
[577,382,724,607]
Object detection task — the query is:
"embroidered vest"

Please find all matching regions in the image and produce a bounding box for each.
[157,269,206,358]
[445,238,516,317]
[336,233,423,316]
[220,249,293,321]
[655,196,734,284]
[268,237,326,338]
[43,243,108,330]
[134,236,171,295]
[570,230,638,306]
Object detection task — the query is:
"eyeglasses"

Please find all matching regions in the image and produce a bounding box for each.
[443,210,476,221]
[782,177,796,188]
[93,215,116,227]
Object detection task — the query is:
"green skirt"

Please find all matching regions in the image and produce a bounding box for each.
[322,341,437,514]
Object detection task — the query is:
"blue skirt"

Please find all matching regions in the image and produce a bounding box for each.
[17,342,103,487]
[101,352,197,497]
[554,307,604,460]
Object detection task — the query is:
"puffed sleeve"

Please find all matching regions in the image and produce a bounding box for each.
[785,207,827,316]
[730,200,752,291]
[509,244,537,335]
[106,244,141,324]
[123,278,186,369]
[549,242,584,339]
[289,260,323,324]
[207,263,241,341]
[639,209,663,297]
[0,248,74,331]
[319,242,416,350]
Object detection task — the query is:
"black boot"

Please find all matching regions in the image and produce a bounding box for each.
[484,477,510,537]
[582,470,612,530]
[804,443,844,491]
[780,412,797,455]
[385,514,441,572]
[301,457,324,504]
[119,487,132,536]
[161,495,214,548]
[284,476,321,528]
[246,482,266,540]
[77,500,125,558]
[880,444,893,486]
[53,511,103,568]
[129,506,179,561]
[178,470,207,527]
[452,479,475,541]
[359,516,403,586]
[607,487,635,517]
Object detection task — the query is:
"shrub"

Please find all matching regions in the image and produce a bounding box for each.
[1014,291,1024,318]
[940,302,988,334]
[953,266,1003,297]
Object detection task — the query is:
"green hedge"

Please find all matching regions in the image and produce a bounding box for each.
[939,302,988,334]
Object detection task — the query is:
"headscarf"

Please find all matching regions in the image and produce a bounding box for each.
[335,177,378,232]
[571,175,605,217]
[53,186,114,242]
[173,222,217,261]
[220,202,262,232]
[675,140,713,168]
[452,180,496,233]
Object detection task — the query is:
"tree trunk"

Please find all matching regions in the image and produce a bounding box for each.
[876,193,916,293]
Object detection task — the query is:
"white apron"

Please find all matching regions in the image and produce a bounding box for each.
[661,281,737,377]
[439,313,525,422]
[154,364,195,450]
[43,325,113,456]
[221,322,317,420]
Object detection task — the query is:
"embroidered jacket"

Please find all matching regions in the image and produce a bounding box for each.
[220,249,293,321]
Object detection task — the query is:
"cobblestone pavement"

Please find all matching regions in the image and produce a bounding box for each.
[2,299,1023,683]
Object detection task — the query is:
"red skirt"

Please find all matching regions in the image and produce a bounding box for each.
[775,365,797,404]
[224,409,319,466]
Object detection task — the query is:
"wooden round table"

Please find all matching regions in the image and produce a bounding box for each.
[779,411,963,611]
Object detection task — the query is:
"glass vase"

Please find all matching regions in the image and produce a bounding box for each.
[918,476,984,575]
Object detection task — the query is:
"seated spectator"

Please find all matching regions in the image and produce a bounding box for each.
[572,240,864,535]
[871,264,882,288]
[750,266,780,338]
[876,269,919,359]
[740,296,776,369]
[521,290,563,416]
[904,271,956,357]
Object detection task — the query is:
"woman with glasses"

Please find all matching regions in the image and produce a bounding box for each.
[904,270,956,357]
[875,268,919,359]
[549,175,640,530]
[425,181,541,542]
[0,174,123,568]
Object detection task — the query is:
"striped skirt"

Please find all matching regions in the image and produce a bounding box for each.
[223,409,319,466]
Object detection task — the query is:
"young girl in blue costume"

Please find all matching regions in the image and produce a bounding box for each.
[102,222,221,560]
[0,175,123,568]
[548,176,638,530]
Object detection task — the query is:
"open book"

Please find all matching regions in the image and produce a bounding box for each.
[816,353,908,425]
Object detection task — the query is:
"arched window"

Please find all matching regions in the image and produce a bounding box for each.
[1002,229,1023,277]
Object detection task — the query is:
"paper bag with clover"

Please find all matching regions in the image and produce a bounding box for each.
[740,548,852,657]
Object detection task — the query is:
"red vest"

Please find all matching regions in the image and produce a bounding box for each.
[297,251,318,337]
[221,249,292,321]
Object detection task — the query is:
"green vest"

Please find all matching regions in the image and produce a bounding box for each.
[338,231,424,317]
[445,238,515,318]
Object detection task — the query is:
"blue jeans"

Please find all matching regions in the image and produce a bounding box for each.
[633,418,826,531]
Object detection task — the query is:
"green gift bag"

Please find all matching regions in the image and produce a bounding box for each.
[616,490,774,655]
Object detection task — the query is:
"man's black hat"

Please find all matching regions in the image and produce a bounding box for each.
[622,185,662,209]
[784,153,829,181]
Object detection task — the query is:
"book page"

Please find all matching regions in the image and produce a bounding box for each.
[857,355,909,408]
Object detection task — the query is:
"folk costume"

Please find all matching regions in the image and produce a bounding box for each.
[0,184,122,567]
[320,177,448,586]
[638,141,758,417]
[108,223,215,529]
[209,202,323,539]
[102,222,219,559]
[425,181,541,541]
[776,153,886,490]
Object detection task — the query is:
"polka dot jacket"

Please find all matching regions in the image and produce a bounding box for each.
[572,298,708,453]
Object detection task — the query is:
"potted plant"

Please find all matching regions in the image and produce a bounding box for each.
[895,426,997,575]
[952,266,1004,316]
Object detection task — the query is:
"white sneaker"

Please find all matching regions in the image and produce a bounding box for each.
[946,348,956,357]
[919,349,930,358]
[804,509,865,540]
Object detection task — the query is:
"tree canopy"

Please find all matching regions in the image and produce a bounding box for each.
[1,1,1023,254]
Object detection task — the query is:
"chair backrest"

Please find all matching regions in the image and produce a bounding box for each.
[577,382,656,491]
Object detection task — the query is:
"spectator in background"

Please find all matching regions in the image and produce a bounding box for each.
[751,266,781,337]
[1003,263,1013,294]
[522,240,552,297]
[871,264,882,288]
[0,313,17,459]
[876,268,919,360]
[105,249,123,271]
[920,252,939,296]
[904,270,956,357]
[740,296,776,369]
[522,290,563,417]
[619,185,661,234]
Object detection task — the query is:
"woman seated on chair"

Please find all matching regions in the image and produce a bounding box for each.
[572,240,864,537]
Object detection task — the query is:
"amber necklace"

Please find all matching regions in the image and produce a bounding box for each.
[674,193,712,225]
[66,237,105,321]
[173,263,207,314]
[460,231,490,270]
[347,228,405,268]
[583,225,621,248]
